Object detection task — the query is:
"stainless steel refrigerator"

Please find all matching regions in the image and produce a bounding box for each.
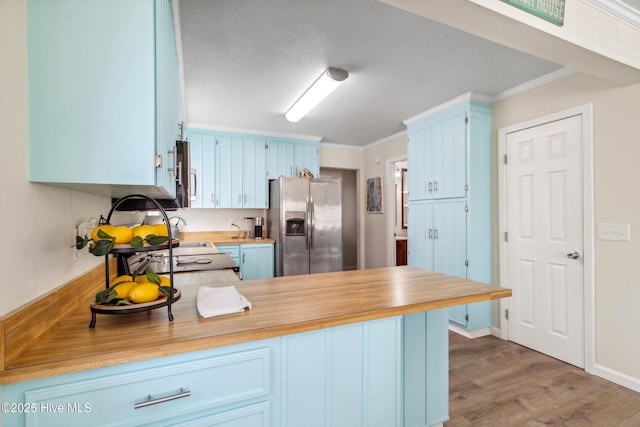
[269,177,342,276]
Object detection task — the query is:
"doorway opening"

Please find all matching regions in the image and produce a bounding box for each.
[386,156,408,266]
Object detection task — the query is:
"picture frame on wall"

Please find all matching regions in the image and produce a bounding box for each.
[366,176,383,214]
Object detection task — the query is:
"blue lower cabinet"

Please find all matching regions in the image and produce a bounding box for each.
[1,339,280,427]
[281,317,403,427]
[2,314,449,427]
[216,244,274,281]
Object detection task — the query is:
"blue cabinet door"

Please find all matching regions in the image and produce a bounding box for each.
[408,201,433,270]
[407,106,467,201]
[241,244,274,280]
[407,126,432,201]
[201,136,216,208]
[27,0,180,197]
[243,138,268,209]
[215,135,243,208]
[292,142,319,177]
[281,317,402,427]
[432,111,467,199]
[155,0,181,198]
[266,140,295,179]
[433,199,467,278]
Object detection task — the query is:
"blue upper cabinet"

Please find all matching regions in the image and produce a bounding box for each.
[407,104,467,201]
[266,139,319,179]
[27,0,182,199]
[406,94,492,333]
[187,128,319,208]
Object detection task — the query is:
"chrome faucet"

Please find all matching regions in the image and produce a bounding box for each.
[168,216,187,239]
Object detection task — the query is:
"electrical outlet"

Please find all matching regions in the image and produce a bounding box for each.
[229,218,237,227]
[73,228,83,261]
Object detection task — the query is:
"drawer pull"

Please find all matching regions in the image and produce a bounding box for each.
[134,388,191,409]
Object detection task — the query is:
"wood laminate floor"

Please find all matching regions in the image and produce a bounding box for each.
[445,332,640,426]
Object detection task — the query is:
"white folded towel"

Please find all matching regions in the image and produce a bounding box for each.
[196,286,252,318]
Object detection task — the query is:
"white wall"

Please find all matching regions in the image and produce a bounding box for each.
[0,0,111,318]
[491,71,640,385]
[363,134,408,268]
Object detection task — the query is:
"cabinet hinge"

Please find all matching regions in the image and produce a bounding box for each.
[155,154,162,168]
[504,154,508,165]
[465,314,469,322]
[465,260,469,267]
[505,309,509,320]
[265,143,269,150]
[464,184,469,192]
[215,139,219,145]
[465,116,469,124]
[504,231,508,242]
[464,204,469,212]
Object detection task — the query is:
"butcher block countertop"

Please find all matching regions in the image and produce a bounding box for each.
[180,231,275,245]
[0,265,510,385]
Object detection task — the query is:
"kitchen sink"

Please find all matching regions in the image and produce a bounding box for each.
[178,241,214,248]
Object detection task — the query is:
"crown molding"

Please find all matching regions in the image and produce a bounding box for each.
[493,67,576,102]
[581,0,640,31]
[185,122,323,142]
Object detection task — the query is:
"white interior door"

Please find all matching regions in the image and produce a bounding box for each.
[504,114,584,368]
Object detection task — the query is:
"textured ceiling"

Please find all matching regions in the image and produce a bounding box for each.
[179,0,562,146]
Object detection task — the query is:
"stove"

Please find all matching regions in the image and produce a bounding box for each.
[126,242,240,276]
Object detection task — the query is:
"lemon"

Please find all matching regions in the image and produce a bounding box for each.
[152,223,169,237]
[128,282,161,303]
[132,224,156,240]
[111,226,133,244]
[135,275,170,287]
[90,224,115,242]
[111,275,133,286]
[134,274,149,284]
[112,281,136,299]
[157,276,171,287]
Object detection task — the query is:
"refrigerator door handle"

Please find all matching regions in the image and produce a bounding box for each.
[305,197,311,250]
[310,197,315,249]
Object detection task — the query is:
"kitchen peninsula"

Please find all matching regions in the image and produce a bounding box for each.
[1,266,510,426]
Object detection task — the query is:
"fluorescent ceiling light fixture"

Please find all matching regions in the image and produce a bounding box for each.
[285,67,349,122]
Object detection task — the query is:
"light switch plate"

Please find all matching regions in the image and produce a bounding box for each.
[597,223,630,241]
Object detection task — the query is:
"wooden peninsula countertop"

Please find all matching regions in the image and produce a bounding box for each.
[0,266,510,385]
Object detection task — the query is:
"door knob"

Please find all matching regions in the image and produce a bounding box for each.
[566,251,580,260]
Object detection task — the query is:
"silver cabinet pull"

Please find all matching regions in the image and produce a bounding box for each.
[428,181,433,192]
[190,168,197,201]
[134,388,191,409]
[428,228,433,240]
[433,181,438,192]
[567,251,580,259]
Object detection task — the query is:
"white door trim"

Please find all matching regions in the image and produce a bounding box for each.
[498,104,595,373]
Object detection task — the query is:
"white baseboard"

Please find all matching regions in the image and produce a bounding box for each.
[591,363,640,393]
[448,323,491,338]
[490,326,503,338]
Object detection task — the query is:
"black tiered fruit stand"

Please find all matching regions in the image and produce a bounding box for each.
[89,194,181,328]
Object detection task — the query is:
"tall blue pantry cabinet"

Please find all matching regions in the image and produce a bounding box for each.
[406,94,492,334]
[27,0,182,199]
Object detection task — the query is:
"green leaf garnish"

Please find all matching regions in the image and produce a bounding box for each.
[95,288,117,304]
[130,236,144,248]
[146,235,170,246]
[92,239,114,256]
[145,269,162,285]
[159,286,172,298]
[75,235,89,249]
[96,229,114,240]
